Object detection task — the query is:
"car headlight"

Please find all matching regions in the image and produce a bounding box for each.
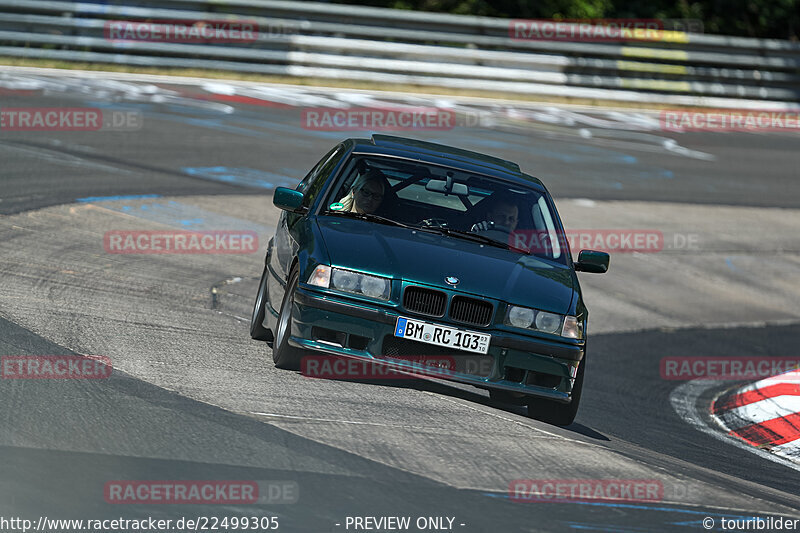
[507,306,535,329]
[535,311,562,334]
[332,269,359,292]
[506,305,581,339]
[307,265,390,300]
[561,316,584,339]
[360,276,390,299]
[307,265,331,288]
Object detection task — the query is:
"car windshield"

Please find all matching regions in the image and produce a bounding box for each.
[322,155,568,264]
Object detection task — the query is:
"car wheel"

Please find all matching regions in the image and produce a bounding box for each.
[250,266,274,343]
[526,357,585,427]
[272,266,304,370]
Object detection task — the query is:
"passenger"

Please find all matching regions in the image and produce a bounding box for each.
[336,169,389,215]
[471,197,519,232]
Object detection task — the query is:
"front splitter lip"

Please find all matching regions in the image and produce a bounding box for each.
[288,336,572,403]
[294,286,585,361]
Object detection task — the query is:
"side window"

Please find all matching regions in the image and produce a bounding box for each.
[296,145,344,207]
[536,196,562,259]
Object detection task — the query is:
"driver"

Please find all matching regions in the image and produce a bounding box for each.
[336,169,389,214]
[471,197,519,232]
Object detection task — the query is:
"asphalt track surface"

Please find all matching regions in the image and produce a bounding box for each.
[1,68,799,532]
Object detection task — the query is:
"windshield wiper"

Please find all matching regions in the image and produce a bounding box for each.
[327,210,418,230]
[424,227,529,253]
[325,212,528,252]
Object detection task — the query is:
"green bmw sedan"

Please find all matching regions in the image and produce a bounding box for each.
[251,134,609,426]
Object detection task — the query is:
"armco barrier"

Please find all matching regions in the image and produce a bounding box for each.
[0,0,798,107]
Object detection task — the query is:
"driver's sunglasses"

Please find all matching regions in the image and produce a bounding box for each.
[358,189,384,200]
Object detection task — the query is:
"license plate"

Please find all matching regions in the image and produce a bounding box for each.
[393,317,491,354]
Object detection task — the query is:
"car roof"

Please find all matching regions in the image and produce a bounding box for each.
[347,134,545,189]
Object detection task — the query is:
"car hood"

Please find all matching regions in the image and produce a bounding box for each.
[316,216,575,314]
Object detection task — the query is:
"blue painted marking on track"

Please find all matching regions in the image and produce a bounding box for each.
[565,522,651,532]
[569,144,639,165]
[182,167,299,190]
[77,194,161,203]
[96,199,271,234]
[82,99,670,187]
[631,169,674,179]
[82,99,663,182]
[81,101,331,145]
[725,257,739,272]
[180,117,279,139]
[174,114,343,142]
[160,103,326,134]
[483,492,778,522]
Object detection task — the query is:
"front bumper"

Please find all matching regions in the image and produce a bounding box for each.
[286,286,585,402]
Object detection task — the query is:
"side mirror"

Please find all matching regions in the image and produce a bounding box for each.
[273,187,305,212]
[574,250,609,273]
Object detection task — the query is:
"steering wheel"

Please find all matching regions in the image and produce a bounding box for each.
[419,218,450,228]
[508,229,554,254]
[471,223,515,248]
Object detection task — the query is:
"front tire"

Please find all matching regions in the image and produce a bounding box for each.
[526,358,585,427]
[250,266,274,342]
[272,266,304,370]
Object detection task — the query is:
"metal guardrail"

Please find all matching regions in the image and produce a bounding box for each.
[0,0,798,107]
